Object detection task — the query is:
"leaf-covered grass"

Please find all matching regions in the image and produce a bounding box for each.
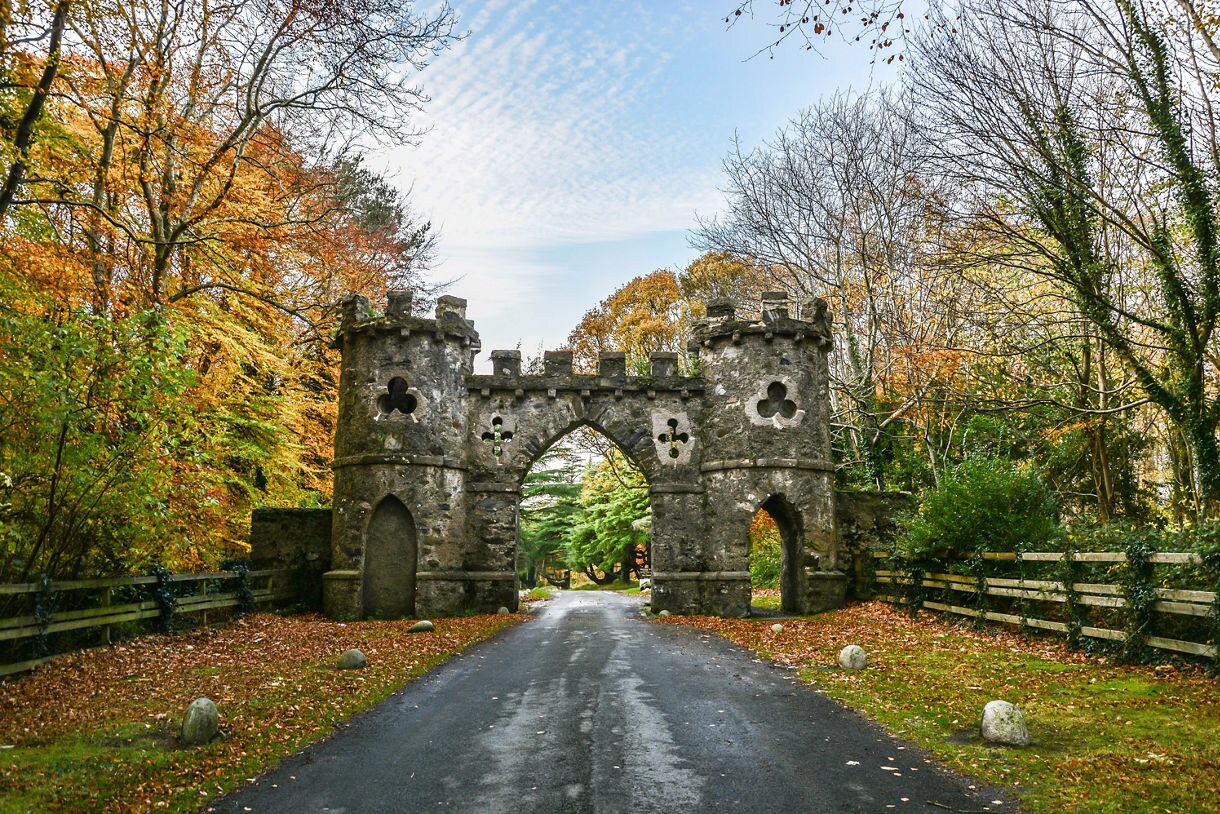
[570,581,641,593]
[0,612,521,812]
[520,586,555,602]
[658,601,1219,814]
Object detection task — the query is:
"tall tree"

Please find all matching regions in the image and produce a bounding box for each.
[910,0,1220,513]
[694,92,972,488]
[518,446,583,587]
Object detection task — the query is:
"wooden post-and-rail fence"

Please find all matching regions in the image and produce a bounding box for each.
[869,550,1218,662]
[0,568,296,677]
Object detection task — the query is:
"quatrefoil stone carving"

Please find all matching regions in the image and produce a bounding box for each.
[651,411,694,465]
[481,416,514,458]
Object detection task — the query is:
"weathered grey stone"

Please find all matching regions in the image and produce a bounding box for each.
[408,620,435,633]
[657,609,672,617]
[838,644,868,670]
[316,289,843,622]
[981,700,1030,746]
[180,697,218,746]
[770,623,785,633]
[249,508,331,611]
[337,648,367,669]
[496,607,510,615]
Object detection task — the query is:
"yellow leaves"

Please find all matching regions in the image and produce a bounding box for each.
[567,269,686,372]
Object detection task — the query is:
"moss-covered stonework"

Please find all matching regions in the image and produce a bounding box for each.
[323,289,843,620]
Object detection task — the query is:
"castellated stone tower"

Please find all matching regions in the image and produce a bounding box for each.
[691,293,840,616]
[322,287,843,621]
[325,292,484,619]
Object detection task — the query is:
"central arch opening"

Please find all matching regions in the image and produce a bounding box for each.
[517,425,651,593]
[749,495,802,614]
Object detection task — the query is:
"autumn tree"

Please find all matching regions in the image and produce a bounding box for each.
[566,254,768,376]
[910,0,1220,514]
[0,0,455,577]
[566,270,690,374]
[694,92,974,488]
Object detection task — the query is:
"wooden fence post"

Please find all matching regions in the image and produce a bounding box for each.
[102,587,111,646]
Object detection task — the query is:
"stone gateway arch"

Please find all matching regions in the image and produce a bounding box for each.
[322,289,847,620]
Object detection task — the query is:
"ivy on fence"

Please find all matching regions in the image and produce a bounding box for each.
[31,573,54,657]
[223,561,256,616]
[149,564,177,633]
[1119,535,1157,663]
[1057,550,1086,650]
[967,553,988,630]
[873,544,1214,666]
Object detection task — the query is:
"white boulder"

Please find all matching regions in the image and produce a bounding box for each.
[837,645,868,670]
[981,700,1030,746]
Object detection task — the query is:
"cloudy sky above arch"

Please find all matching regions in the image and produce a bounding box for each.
[376,0,883,366]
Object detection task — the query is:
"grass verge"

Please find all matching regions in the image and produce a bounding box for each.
[658,600,1219,814]
[520,586,554,602]
[0,612,521,812]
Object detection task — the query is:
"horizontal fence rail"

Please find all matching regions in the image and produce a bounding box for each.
[1,569,295,677]
[869,551,1217,662]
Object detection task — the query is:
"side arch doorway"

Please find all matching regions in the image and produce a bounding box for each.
[753,495,804,614]
[363,495,418,618]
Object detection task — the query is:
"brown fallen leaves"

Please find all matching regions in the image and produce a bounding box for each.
[0,611,521,812]
[657,599,1100,671]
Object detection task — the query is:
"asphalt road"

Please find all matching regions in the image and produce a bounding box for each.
[212,591,1022,814]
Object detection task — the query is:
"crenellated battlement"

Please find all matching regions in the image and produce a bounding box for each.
[470,349,701,398]
[333,291,481,352]
[693,291,832,351]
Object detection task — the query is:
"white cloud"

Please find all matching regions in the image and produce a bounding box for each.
[377,0,721,253]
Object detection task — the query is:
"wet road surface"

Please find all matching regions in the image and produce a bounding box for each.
[212,591,1022,813]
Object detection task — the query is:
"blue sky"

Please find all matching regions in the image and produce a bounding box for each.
[375,0,889,366]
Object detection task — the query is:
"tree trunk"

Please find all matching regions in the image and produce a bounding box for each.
[1187,419,1220,518]
[0,0,71,219]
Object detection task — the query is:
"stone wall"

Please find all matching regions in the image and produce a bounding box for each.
[249,508,333,610]
[834,490,914,599]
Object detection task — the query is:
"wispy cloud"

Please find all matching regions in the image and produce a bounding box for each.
[371,0,873,352]
[380,1,720,255]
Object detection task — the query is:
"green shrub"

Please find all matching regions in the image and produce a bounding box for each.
[749,512,783,588]
[900,457,1059,556]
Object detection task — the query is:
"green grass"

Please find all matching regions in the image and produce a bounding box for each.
[570,581,641,593]
[750,594,782,611]
[809,642,1219,812]
[521,586,554,601]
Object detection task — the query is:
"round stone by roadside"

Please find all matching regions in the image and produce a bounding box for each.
[337,649,367,670]
[838,644,868,670]
[181,697,218,746]
[981,700,1030,746]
